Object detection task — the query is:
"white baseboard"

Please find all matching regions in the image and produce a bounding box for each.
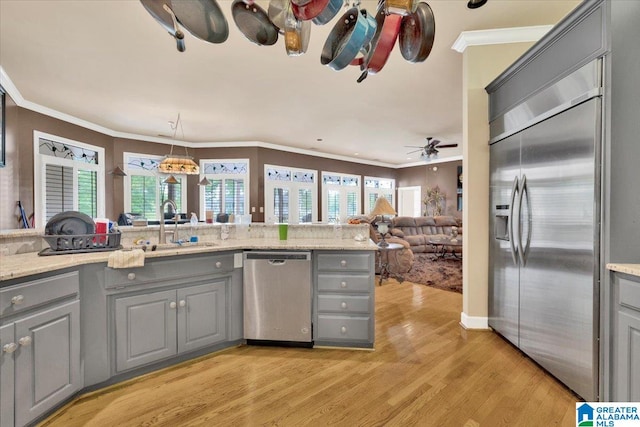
[460,312,490,330]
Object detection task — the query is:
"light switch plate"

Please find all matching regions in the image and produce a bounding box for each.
[234,252,243,268]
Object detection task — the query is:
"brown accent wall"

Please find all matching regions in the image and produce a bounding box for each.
[1,104,441,228]
[0,104,113,229]
[0,94,20,229]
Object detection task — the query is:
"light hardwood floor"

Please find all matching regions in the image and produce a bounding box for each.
[41,280,579,427]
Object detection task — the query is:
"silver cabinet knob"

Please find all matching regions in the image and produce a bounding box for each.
[11,295,24,305]
[3,343,18,353]
[215,261,222,268]
[340,326,347,334]
[340,260,347,267]
[127,272,136,281]
[341,302,347,309]
[169,301,177,309]
[340,281,347,288]
[18,336,32,346]
[179,300,186,307]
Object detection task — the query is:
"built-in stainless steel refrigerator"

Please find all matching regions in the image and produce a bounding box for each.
[489,60,601,401]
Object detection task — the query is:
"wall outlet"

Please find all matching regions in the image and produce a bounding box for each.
[259,207,264,213]
[251,206,256,213]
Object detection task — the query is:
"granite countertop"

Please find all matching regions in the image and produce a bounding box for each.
[0,238,377,281]
[606,263,640,278]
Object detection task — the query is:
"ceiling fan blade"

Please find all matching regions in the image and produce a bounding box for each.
[404,145,426,148]
[438,143,458,148]
[430,139,442,147]
[406,149,423,154]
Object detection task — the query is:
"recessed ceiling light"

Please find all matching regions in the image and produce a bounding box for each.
[354,152,359,156]
[316,138,323,142]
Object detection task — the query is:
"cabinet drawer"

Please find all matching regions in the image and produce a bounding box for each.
[0,271,79,318]
[620,276,640,311]
[317,273,372,293]
[317,295,370,314]
[316,315,371,342]
[316,253,372,272]
[105,253,235,289]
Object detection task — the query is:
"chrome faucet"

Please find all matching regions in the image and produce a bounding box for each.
[159,199,179,244]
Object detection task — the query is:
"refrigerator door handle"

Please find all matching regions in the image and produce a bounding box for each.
[521,174,532,266]
[517,174,532,266]
[509,176,520,265]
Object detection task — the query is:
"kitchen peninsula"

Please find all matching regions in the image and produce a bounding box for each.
[0,222,376,427]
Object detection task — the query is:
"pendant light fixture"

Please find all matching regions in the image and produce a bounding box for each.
[163,174,179,184]
[109,165,127,176]
[158,113,199,175]
[198,177,211,186]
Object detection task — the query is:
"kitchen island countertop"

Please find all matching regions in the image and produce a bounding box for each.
[0,238,377,281]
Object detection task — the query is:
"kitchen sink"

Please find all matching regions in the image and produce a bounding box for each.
[153,242,216,251]
[126,242,217,252]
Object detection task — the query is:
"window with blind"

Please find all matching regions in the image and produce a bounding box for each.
[123,153,186,220]
[199,160,249,220]
[364,177,395,213]
[34,132,105,227]
[264,164,317,223]
[321,172,361,222]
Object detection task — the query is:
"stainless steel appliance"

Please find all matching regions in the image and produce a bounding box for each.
[489,60,601,401]
[243,251,312,346]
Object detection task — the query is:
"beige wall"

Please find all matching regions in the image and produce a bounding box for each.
[396,160,462,219]
[461,43,535,327]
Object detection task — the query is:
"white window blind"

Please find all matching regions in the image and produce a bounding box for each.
[123,153,186,220]
[34,132,104,227]
[264,164,317,223]
[364,177,395,213]
[321,172,361,222]
[45,164,74,221]
[199,159,249,220]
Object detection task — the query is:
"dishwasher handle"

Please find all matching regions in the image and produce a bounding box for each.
[268,259,286,266]
[244,251,311,261]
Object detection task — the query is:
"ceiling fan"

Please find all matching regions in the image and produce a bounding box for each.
[405,137,459,158]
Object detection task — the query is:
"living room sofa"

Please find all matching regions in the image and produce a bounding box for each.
[389,216,461,254]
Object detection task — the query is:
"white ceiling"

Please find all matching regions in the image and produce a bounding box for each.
[0,0,579,167]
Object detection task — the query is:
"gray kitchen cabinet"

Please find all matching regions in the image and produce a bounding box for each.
[0,271,81,427]
[314,251,375,348]
[177,282,227,353]
[115,289,177,372]
[609,272,640,401]
[114,280,228,373]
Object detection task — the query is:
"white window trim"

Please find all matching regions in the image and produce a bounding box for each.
[364,176,396,214]
[122,152,188,220]
[321,171,361,222]
[264,164,318,224]
[33,131,105,228]
[198,158,250,220]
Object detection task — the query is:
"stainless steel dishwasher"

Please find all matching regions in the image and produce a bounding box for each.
[243,251,312,346]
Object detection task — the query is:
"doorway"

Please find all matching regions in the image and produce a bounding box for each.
[397,186,422,217]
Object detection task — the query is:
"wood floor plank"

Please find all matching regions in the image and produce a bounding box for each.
[40,279,580,427]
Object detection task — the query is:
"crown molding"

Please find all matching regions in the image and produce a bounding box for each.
[1,66,409,169]
[451,25,554,53]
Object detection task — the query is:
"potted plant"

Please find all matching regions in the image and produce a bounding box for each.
[423,186,446,216]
